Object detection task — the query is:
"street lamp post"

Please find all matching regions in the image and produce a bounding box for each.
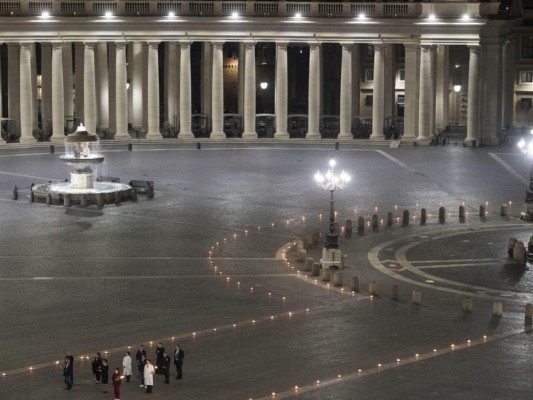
[314,157,350,269]
[518,132,533,220]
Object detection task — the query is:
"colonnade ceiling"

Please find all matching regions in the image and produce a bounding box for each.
[0,16,505,45]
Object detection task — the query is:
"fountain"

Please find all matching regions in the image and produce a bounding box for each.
[31,124,134,206]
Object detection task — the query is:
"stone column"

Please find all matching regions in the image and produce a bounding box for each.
[481,44,502,145]
[202,42,212,117]
[131,42,144,130]
[274,42,289,139]
[7,43,20,125]
[435,45,449,134]
[84,42,97,134]
[146,41,160,138]
[307,43,321,139]
[19,43,33,142]
[465,45,480,147]
[351,44,361,121]
[127,43,133,126]
[502,39,515,133]
[384,44,395,123]
[115,42,129,139]
[242,41,256,138]
[142,43,148,131]
[403,44,419,138]
[417,45,434,143]
[30,44,37,130]
[108,43,116,136]
[370,43,385,139]
[63,43,73,121]
[179,41,193,138]
[164,42,180,129]
[96,42,109,132]
[41,43,52,133]
[211,41,225,139]
[51,42,64,138]
[73,43,83,122]
[338,44,353,139]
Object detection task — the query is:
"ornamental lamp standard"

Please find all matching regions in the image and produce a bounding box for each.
[518,130,533,220]
[314,157,350,266]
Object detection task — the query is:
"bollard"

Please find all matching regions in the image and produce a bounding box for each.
[12,185,18,200]
[335,141,339,150]
[333,272,343,287]
[459,205,465,223]
[131,188,137,201]
[147,185,154,199]
[526,303,533,321]
[368,281,378,296]
[387,212,393,228]
[321,267,331,282]
[438,206,445,224]
[411,290,421,305]
[507,238,517,258]
[64,194,71,207]
[479,204,486,218]
[462,297,473,312]
[513,241,526,263]
[420,208,427,225]
[49,144,54,154]
[115,191,122,206]
[97,194,104,210]
[46,193,52,205]
[29,190,34,202]
[351,277,359,292]
[371,214,379,232]
[80,195,88,207]
[128,143,133,151]
[311,262,320,277]
[196,142,201,150]
[500,204,508,217]
[402,210,409,227]
[345,219,353,233]
[305,257,314,272]
[295,239,304,250]
[391,285,399,301]
[492,300,503,317]
[297,248,307,263]
[357,216,365,236]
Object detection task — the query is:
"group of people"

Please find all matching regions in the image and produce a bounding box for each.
[62,342,185,398]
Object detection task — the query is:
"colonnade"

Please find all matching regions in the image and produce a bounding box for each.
[1,39,509,145]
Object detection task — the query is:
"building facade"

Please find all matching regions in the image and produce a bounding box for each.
[0,0,524,145]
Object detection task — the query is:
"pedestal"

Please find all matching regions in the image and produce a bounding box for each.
[320,247,344,270]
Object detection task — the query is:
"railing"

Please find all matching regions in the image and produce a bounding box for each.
[0,1,497,19]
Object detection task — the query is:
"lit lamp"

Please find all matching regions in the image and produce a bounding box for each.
[453,64,461,93]
[314,157,350,270]
[518,130,533,220]
[260,81,268,90]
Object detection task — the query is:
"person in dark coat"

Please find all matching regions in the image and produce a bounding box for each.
[135,345,146,380]
[63,357,73,390]
[92,352,102,383]
[174,344,185,379]
[138,354,146,388]
[99,359,109,393]
[155,343,165,375]
[112,368,122,399]
[161,352,171,384]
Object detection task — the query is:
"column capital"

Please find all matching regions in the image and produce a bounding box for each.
[419,44,436,52]
[147,41,160,48]
[114,41,127,49]
[307,42,321,49]
[84,41,97,48]
[275,42,289,49]
[179,40,192,48]
[243,40,256,49]
[340,43,353,50]
[211,41,225,49]
[50,41,63,49]
[404,43,419,52]
[20,42,32,49]
[468,44,482,52]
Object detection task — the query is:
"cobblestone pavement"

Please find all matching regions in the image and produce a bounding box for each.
[0,143,532,399]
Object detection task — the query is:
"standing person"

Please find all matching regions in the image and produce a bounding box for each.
[155,343,165,374]
[63,356,73,390]
[161,352,171,384]
[143,359,155,393]
[174,344,185,379]
[65,352,74,386]
[122,351,132,383]
[92,352,103,383]
[99,359,110,393]
[138,354,146,388]
[112,368,122,400]
[135,345,146,379]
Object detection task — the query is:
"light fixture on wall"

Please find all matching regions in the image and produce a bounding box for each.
[260,82,268,90]
[453,64,461,92]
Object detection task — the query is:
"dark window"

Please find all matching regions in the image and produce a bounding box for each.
[522,36,533,59]
[365,95,373,106]
[366,44,374,59]
[520,98,532,109]
[521,71,533,83]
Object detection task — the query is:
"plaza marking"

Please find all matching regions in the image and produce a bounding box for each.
[253,326,533,400]
[375,149,419,173]
[0,274,294,281]
[0,255,279,261]
[410,258,498,264]
[488,153,529,187]
[416,262,500,269]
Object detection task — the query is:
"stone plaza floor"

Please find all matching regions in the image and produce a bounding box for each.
[0,142,532,399]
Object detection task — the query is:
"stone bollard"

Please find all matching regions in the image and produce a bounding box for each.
[420,208,427,225]
[462,297,473,312]
[297,248,307,263]
[402,210,409,227]
[508,238,518,258]
[368,281,378,296]
[351,277,359,292]
[501,204,508,217]
[12,185,18,200]
[391,285,399,301]
[411,290,422,305]
[372,214,379,232]
[312,232,321,244]
[295,239,304,250]
[115,191,122,206]
[513,241,526,263]
[311,262,320,277]
[29,190,34,202]
[479,204,486,218]
[459,205,465,223]
[131,189,138,201]
[357,216,365,236]
[438,207,446,224]
[64,194,71,207]
[526,303,533,321]
[333,272,343,287]
[345,219,352,233]
[492,300,503,317]
[46,193,52,205]
[305,257,314,272]
[387,212,393,228]
[80,195,88,207]
[321,267,331,282]
[96,194,104,210]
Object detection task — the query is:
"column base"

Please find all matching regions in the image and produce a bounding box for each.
[463,137,480,148]
[480,136,500,146]
[306,132,321,139]
[146,132,161,139]
[369,134,385,140]
[242,131,257,139]
[114,132,131,141]
[210,132,226,140]
[337,132,352,141]
[51,134,66,143]
[415,137,431,146]
[178,132,194,140]
[274,132,289,140]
